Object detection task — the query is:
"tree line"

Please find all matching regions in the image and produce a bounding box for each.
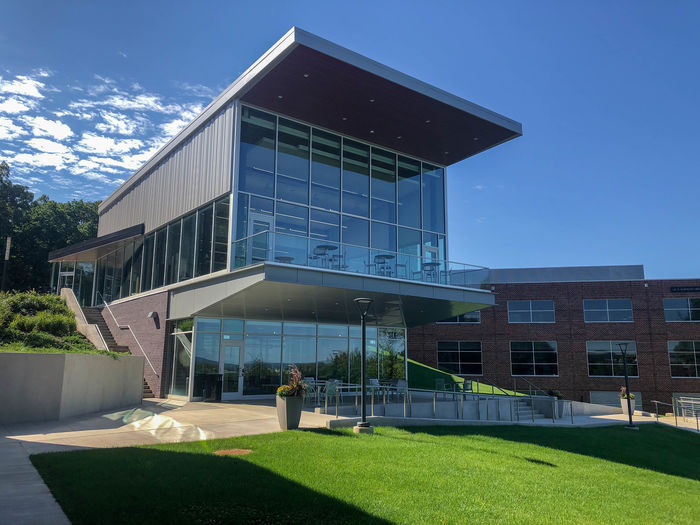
[1,161,99,291]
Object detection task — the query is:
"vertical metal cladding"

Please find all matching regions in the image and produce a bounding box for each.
[98,103,235,236]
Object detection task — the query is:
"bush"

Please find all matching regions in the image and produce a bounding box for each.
[0,291,69,317]
[24,331,67,349]
[0,325,23,343]
[11,311,76,336]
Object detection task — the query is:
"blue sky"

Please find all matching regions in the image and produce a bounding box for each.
[1,1,699,279]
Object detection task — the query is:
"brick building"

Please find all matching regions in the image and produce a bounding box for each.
[408,265,700,411]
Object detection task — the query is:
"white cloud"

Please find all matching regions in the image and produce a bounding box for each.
[10,151,77,170]
[0,116,27,140]
[94,111,142,135]
[118,51,128,59]
[76,132,143,155]
[27,137,71,154]
[179,82,215,98]
[70,93,182,114]
[475,217,486,224]
[473,184,487,191]
[0,97,32,114]
[22,116,73,140]
[53,109,94,120]
[0,75,45,98]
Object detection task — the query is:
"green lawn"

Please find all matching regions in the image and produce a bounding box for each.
[31,425,699,525]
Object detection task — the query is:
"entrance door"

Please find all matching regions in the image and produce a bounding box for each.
[220,339,244,400]
[247,212,273,264]
[57,272,74,290]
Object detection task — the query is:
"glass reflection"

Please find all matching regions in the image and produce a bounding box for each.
[311,129,341,211]
[342,139,369,216]
[276,118,310,204]
[239,107,275,197]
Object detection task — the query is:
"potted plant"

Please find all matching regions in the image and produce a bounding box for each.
[276,364,307,430]
[619,386,636,415]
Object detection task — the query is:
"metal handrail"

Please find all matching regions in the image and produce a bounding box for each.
[97,292,159,378]
[61,287,110,351]
[466,375,516,397]
[232,230,490,289]
[512,376,550,397]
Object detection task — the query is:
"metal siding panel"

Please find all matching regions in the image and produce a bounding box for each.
[98,104,233,236]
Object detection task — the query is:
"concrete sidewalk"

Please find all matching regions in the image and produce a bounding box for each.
[0,399,335,524]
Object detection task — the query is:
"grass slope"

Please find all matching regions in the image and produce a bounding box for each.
[408,358,518,395]
[31,424,699,525]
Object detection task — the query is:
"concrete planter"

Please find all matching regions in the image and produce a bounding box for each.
[276,395,303,430]
[620,398,636,415]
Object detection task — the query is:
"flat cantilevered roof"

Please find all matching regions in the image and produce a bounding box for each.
[100,27,522,213]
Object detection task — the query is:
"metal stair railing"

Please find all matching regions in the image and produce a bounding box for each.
[97,292,159,378]
[512,376,550,397]
[313,383,568,424]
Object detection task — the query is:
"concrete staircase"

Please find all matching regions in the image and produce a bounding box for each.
[82,307,130,353]
[143,379,154,399]
[83,306,155,399]
[515,399,546,421]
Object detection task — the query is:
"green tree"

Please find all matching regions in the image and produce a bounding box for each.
[0,162,100,291]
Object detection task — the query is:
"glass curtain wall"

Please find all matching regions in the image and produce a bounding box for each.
[192,318,404,397]
[234,106,448,275]
[92,195,229,306]
[169,319,193,396]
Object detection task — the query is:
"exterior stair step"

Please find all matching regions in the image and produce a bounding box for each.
[143,379,154,399]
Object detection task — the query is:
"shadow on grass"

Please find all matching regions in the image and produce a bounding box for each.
[31,447,391,525]
[398,424,700,482]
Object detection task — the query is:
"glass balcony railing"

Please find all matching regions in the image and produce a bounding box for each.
[232,231,490,289]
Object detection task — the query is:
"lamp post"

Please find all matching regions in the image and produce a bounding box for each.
[353,297,374,434]
[617,342,637,429]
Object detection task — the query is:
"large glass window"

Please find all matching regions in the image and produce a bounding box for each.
[342,139,370,216]
[195,204,213,277]
[370,148,396,223]
[511,341,558,376]
[275,202,308,236]
[317,336,348,381]
[130,239,143,295]
[437,341,482,375]
[397,156,421,228]
[421,163,445,233]
[164,220,181,285]
[663,298,700,322]
[310,129,341,211]
[178,213,196,282]
[437,311,481,323]
[508,300,555,323]
[239,107,275,197]
[668,341,700,377]
[342,216,368,247]
[586,341,638,377]
[152,228,167,289]
[371,222,396,252]
[276,118,310,205]
[141,233,154,292]
[170,320,193,396]
[378,328,406,381]
[282,336,316,382]
[112,247,123,299]
[310,209,339,242]
[244,335,282,395]
[120,242,133,299]
[584,299,633,322]
[213,196,229,271]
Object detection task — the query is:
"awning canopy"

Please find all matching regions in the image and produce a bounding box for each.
[169,262,494,327]
[48,224,144,263]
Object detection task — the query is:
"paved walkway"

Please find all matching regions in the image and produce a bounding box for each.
[0,399,334,524]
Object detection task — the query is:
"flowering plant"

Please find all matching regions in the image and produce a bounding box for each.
[276,364,308,397]
[618,386,635,399]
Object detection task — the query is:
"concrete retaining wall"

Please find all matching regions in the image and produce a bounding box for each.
[0,353,144,424]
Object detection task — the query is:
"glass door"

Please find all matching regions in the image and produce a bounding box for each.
[220,340,243,400]
[247,212,273,264]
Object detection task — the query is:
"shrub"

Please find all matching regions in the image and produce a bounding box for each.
[0,300,13,327]
[24,331,67,349]
[1,291,70,317]
[11,311,76,336]
[0,325,23,343]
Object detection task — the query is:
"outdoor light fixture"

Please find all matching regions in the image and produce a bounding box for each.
[146,311,160,329]
[617,342,638,430]
[353,297,374,434]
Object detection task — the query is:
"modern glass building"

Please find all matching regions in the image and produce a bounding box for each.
[48,28,522,400]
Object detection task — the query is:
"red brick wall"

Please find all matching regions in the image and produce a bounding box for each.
[100,291,170,397]
[408,279,700,411]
